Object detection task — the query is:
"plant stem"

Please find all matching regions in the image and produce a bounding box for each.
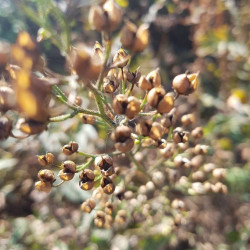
[76,158,95,172]
[121,68,126,94]
[140,92,148,111]
[77,151,97,158]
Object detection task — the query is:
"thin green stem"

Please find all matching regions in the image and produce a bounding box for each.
[76,158,95,172]
[140,92,148,111]
[49,110,78,122]
[121,68,126,94]
[77,151,97,158]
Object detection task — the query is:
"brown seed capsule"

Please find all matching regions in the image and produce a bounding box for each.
[0,86,16,112]
[74,96,82,106]
[62,141,79,155]
[194,144,209,155]
[81,114,95,124]
[81,198,96,213]
[112,125,134,153]
[0,116,12,140]
[160,143,175,159]
[95,155,114,177]
[37,153,54,167]
[191,127,203,139]
[104,214,113,228]
[113,94,128,114]
[88,5,107,32]
[174,155,191,168]
[138,75,151,90]
[113,48,130,68]
[79,169,95,190]
[146,69,161,88]
[126,67,141,85]
[149,122,165,140]
[115,210,127,224]
[171,199,185,211]
[173,127,189,143]
[181,113,195,126]
[100,177,115,194]
[35,181,52,193]
[172,73,199,95]
[147,87,165,108]
[157,94,174,114]
[59,160,76,181]
[38,169,55,183]
[133,24,149,52]
[126,96,141,119]
[94,211,105,228]
[136,119,152,136]
[212,168,226,179]
[104,201,113,215]
[190,155,204,170]
[120,21,137,50]
[103,76,120,94]
[18,118,47,135]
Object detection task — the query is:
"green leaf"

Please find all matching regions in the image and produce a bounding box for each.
[115,0,128,8]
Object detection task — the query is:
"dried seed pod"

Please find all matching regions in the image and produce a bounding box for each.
[113,94,128,114]
[125,96,141,119]
[0,86,16,112]
[160,143,175,159]
[173,127,189,143]
[149,122,164,141]
[212,168,226,179]
[181,113,195,126]
[62,141,79,155]
[59,160,76,181]
[88,5,107,31]
[191,127,203,139]
[94,211,105,228]
[133,24,149,52]
[38,169,55,183]
[146,69,161,88]
[147,87,165,108]
[0,116,12,140]
[112,125,134,153]
[190,155,204,170]
[113,48,129,68]
[115,210,127,224]
[157,94,174,114]
[104,201,113,215]
[192,171,205,182]
[114,186,125,200]
[194,144,209,155]
[103,76,120,94]
[120,21,137,50]
[126,67,141,85]
[104,214,113,228]
[95,155,114,177]
[18,118,47,135]
[81,198,96,213]
[35,181,52,193]
[171,199,185,211]
[37,152,54,167]
[81,114,95,124]
[74,96,82,106]
[79,169,95,190]
[136,119,152,136]
[138,75,151,90]
[172,73,199,95]
[174,155,191,168]
[100,177,115,194]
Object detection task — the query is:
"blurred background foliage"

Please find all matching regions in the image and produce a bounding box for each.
[0,0,249,249]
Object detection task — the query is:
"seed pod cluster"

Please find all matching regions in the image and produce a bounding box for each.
[37,152,55,167]
[35,169,56,193]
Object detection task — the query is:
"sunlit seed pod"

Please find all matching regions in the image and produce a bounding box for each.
[94,211,105,228]
[103,0,123,31]
[114,186,125,200]
[104,201,114,215]
[157,94,174,114]
[126,96,141,119]
[18,119,47,135]
[115,138,134,153]
[124,190,134,200]
[104,214,113,228]
[100,177,115,194]
[81,201,92,213]
[191,127,203,139]
[152,171,165,187]
[37,155,47,167]
[190,155,204,170]
[212,168,227,179]
[103,76,120,94]
[147,87,165,108]
[136,119,152,136]
[79,169,95,191]
[35,181,52,193]
[38,169,55,183]
[112,94,128,115]
[126,67,141,84]
[45,153,54,165]
[173,127,189,143]
[88,5,107,31]
[191,171,205,182]
[203,182,212,192]
[149,122,164,140]
[95,155,114,177]
[113,48,129,68]
[81,114,95,124]
[58,170,75,181]
[133,24,150,52]
[115,210,127,224]
[0,86,16,112]
[138,75,151,90]
[174,155,190,168]
[0,116,12,140]
[203,163,216,173]
[171,199,185,211]
[146,68,161,88]
[181,113,195,126]
[120,21,137,50]
[62,141,79,155]
[160,143,175,159]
